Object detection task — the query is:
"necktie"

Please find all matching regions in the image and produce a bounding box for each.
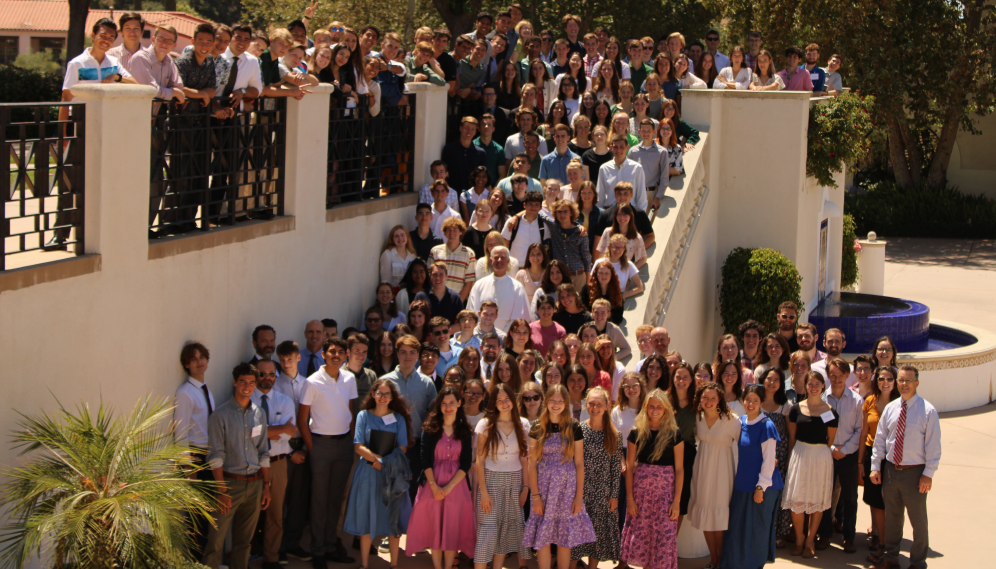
[222,56,239,98]
[485,364,492,380]
[201,385,213,415]
[306,354,318,376]
[893,399,907,465]
[260,394,269,419]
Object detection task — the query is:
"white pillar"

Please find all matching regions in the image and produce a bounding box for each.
[71,84,156,265]
[405,82,449,188]
[284,84,333,230]
[857,231,887,295]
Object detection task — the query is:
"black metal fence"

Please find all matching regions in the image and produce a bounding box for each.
[2,102,85,270]
[326,95,416,206]
[149,98,286,237]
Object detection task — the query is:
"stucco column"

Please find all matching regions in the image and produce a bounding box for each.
[284,84,334,230]
[857,232,887,295]
[71,83,156,266]
[405,82,449,188]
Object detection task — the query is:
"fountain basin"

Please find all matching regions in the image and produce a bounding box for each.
[809,292,930,353]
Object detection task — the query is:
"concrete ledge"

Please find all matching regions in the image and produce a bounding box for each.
[0,254,101,293]
[326,193,418,224]
[71,84,157,100]
[148,216,295,260]
[681,89,816,101]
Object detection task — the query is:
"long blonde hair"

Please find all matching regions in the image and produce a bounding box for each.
[532,384,576,463]
[381,224,417,256]
[586,386,619,455]
[632,388,678,463]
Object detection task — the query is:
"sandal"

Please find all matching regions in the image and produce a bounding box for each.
[802,547,816,559]
[791,544,804,556]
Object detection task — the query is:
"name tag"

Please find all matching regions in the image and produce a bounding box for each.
[252,425,262,437]
[820,411,835,423]
[381,413,397,425]
[811,72,820,81]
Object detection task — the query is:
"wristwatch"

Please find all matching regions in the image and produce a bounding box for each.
[755,485,763,491]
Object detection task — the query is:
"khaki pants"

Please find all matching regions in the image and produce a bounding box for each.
[203,478,263,569]
[571,271,589,292]
[263,458,288,563]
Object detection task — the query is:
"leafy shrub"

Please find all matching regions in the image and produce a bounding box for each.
[841,214,859,289]
[719,247,804,336]
[0,64,63,103]
[807,92,875,188]
[845,173,996,238]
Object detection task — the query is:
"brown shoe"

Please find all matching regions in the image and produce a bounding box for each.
[843,541,856,553]
[791,544,804,556]
[814,536,830,550]
[802,547,816,559]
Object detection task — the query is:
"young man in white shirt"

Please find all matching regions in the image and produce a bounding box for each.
[174,342,215,555]
[503,110,548,167]
[479,332,503,380]
[501,190,544,266]
[627,118,670,211]
[298,337,357,567]
[704,29,731,71]
[597,134,648,211]
[428,180,460,237]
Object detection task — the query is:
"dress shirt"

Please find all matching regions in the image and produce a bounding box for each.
[823,386,864,455]
[174,377,215,448]
[251,389,295,456]
[466,273,531,332]
[418,184,459,208]
[811,359,858,389]
[503,133,549,161]
[451,334,482,353]
[62,48,132,92]
[825,71,843,93]
[274,371,309,412]
[744,413,779,490]
[775,67,814,91]
[298,346,324,378]
[131,44,183,100]
[501,215,542,266]
[174,50,217,107]
[473,325,507,344]
[537,214,591,273]
[301,367,358,435]
[435,347,463,378]
[382,366,438,437]
[106,44,143,74]
[711,52,732,71]
[206,397,270,473]
[596,158,648,210]
[429,204,460,237]
[380,248,416,288]
[803,64,827,92]
[216,48,264,110]
[538,149,580,184]
[583,52,603,78]
[745,52,760,72]
[871,394,942,478]
[627,143,669,196]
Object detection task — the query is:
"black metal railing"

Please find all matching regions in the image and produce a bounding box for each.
[149,98,286,237]
[2,102,85,270]
[326,95,416,206]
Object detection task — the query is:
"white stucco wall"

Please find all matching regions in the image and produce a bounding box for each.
[0,83,447,471]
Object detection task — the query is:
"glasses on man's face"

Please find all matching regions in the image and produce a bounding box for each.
[259,372,277,378]
[366,317,381,323]
[542,37,553,43]
[154,35,177,45]
[897,379,916,385]
[522,394,542,403]
[432,330,448,337]
[331,27,344,32]
[707,37,720,42]
[779,313,797,320]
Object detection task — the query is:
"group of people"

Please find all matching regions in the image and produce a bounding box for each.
[175,293,939,569]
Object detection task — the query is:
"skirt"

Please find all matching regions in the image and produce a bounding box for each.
[719,488,782,569]
[343,459,412,538]
[522,455,597,550]
[862,445,885,510]
[782,441,834,515]
[475,470,531,563]
[620,464,677,569]
[405,460,476,556]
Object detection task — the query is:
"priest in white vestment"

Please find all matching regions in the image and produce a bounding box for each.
[466,246,531,332]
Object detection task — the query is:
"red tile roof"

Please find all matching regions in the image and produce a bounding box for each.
[0,0,209,39]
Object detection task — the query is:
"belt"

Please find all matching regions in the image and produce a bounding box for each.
[312,432,350,439]
[567,269,586,276]
[223,471,264,481]
[270,454,287,462]
[889,461,925,471]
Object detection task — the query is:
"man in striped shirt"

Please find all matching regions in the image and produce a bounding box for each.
[429,217,477,301]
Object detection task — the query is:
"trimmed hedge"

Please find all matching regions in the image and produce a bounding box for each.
[846,173,996,239]
[0,64,63,103]
[719,247,804,336]
[841,214,859,289]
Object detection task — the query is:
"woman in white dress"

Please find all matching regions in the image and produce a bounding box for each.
[379,224,416,288]
[687,381,742,569]
[672,54,707,89]
[713,45,752,90]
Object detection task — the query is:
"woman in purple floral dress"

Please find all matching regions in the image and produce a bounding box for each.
[620,388,685,569]
[523,384,596,569]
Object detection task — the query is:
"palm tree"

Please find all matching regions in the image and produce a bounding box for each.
[0,396,217,569]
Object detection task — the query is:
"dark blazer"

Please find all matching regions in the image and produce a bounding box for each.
[417,429,473,486]
[249,355,283,374]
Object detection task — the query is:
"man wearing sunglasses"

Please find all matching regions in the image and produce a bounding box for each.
[430,316,462,379]
[251,360,298,569]
[776,300,801,352]
[704,29,731,72]
[538,30,556,63]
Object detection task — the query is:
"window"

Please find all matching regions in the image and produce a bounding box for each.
[0,37,18,64]
[30,37,65,62]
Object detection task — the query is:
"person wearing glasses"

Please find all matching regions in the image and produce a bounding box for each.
[775,301,801,353]
[857,366,900,564]
[251,360,298,569]
[703,29,731,71]
[869,366,941,569]
[538,30,556,64]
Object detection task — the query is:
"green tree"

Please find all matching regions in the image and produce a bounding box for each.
[0,397,216,569]
[715,0,996,189]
